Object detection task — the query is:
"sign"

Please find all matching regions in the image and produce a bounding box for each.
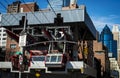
[19,34,27,47]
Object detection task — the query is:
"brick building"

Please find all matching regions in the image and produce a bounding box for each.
[20,2,39,13]
[93,40,110,77]
[7,1,39,13]
[5,29,20,61]
[6,1,40,61]
[78,40,94,67]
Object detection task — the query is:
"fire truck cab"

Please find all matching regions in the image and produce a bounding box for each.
[45,53,67,68]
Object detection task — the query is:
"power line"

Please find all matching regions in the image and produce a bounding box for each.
[1,0,57,26]
[0,1,20,24]
[38,8,51,23]
[0,0,22,26]
[0,1,7,10]
[0,16,11,25]
[4,0,9,4]
[21,0,55,25]
[46,0,57,16]
[32,0,51,23]
[0,12,12,25]
[21,0,42,24]
[31,0,51,23]
[0,9,6,13]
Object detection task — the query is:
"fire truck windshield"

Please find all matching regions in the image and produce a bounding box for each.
[51,56,57,62]
[32,56,45,61]
[46,54,62,62]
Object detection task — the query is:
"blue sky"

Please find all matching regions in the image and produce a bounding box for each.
[0,0,120,32]
[77,0,120,32]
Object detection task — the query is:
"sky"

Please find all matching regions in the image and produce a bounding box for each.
[0,0,120,33]
[77,0,120,32]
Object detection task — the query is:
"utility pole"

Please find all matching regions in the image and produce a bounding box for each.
[19,14,27,78]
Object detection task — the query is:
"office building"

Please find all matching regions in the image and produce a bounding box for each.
[62,0,78,10]
[47,0,63,11]
[63,0,70,7]
[48,0,77,11]
[7,1,21,13]
[0,14,7,51]
[0,27,7,50]
[109,58,120,78]
[112,25,120,67]
[100,25,117,59]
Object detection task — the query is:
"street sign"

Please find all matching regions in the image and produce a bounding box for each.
[19,34,27,47]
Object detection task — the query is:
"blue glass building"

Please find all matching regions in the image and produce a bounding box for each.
[100,25,117,59]
[47,0,71,11]
[63,0,70,7]
[47,0,63,11]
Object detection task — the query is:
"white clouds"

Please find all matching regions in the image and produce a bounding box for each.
[91,15,120,32]
[0,14,1,22]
